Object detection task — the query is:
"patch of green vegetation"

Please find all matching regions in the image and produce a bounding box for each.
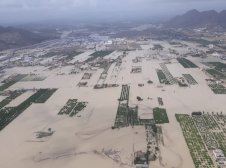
[65,51,83,60]
[182,74,198,85]
[213,132,226,156]
[153,107,169,124]
[175,114,214,168]
[33,89,57,103]
[156,69,170,84]
[58,99,87,117]
[119,85,130,101]
[207,62,226,72]
[153,44,164,50]
[191,38,219,46]
[113,104,148,128]
[0,74,27,91]
[69,102,87,117]
[41,51,59,58]
[114,103,129,128]
[20,75,46,82]
[208,84,226,94]
[0,90,25,109]
[0,89,56,131]
[206,69,226,79]
[86,51,113,62]
[177,58,198,68]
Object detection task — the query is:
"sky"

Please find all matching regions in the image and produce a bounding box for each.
[0,0,226,25]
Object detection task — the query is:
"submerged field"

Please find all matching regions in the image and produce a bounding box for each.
[0,42,226,168]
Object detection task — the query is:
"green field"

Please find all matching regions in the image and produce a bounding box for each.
[33,89,57,103]
[0,74,27,91]
[0,88,57,131]
[153,107,169,124]
[182,74,198,85]
[175,114,214,168]
[208,84,226,94]
[156,69,169,84]
[58,99,87,117]
[177,58,198,68]
[86,51,113,62]
[65,51,83,60]
[206,69,226,79]
[0,90,25,109]
[207,62,226,72]
[119,85,130,101]
[20,75,46,82]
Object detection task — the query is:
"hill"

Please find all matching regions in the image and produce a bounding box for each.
[167,9,226,29]
[0,26,53,51]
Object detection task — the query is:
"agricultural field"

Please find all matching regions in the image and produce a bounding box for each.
[82,73,92,80]
[114,103,130,128]
[176,114,214,168]
[65,51,83,61]
[0,74,27,91]
[0,89,56,131]
[177,58,198,68]
[114,102,152,128]
[20,74,46,81]
[156,69,169,84]
[182,74,198,85]
[86,50,113,62]
[131,66,142,73]
[208,83,226,94]
[58,99,87,117]
[206,62,226,72]
[33,89,57,103]
[206,69,226,79]
[119,85,130,101]
[160,63,177,84]
[153,107,169,124]
[0,90,25,109]
[2,40,226,168]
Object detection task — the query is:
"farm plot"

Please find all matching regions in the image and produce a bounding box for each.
[194,114,226,166]
[58,99,87,117]
[208,83,226,94]
[206,62,226,72]
[20,74,46,81]
[65,51,83,61]
[175,114,214,168]
[0,90,25,109]
[119,85,130,101]
[86,51,113,62]
[94,62,112,88]
[177,58,198,68]
[113,103,150,128]
[0,74,27,91]
[153,107,169,124]
[182,74,198,85]
[33,89,57,103]
[0,89,56,131]
[113,84,153,128]
[156,69,169,84]
[114,103,130,128]
[131,66,142,73]
[82,73,92,80]
[206,69,226,79]
[160,63,177,84]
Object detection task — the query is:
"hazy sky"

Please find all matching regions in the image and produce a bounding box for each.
[0,0,226,25]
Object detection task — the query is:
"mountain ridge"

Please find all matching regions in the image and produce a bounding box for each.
[167,9,226,29]
[0,26,54,51]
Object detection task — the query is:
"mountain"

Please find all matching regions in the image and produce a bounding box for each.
[0,26,54,51]
[167,9,226,29]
